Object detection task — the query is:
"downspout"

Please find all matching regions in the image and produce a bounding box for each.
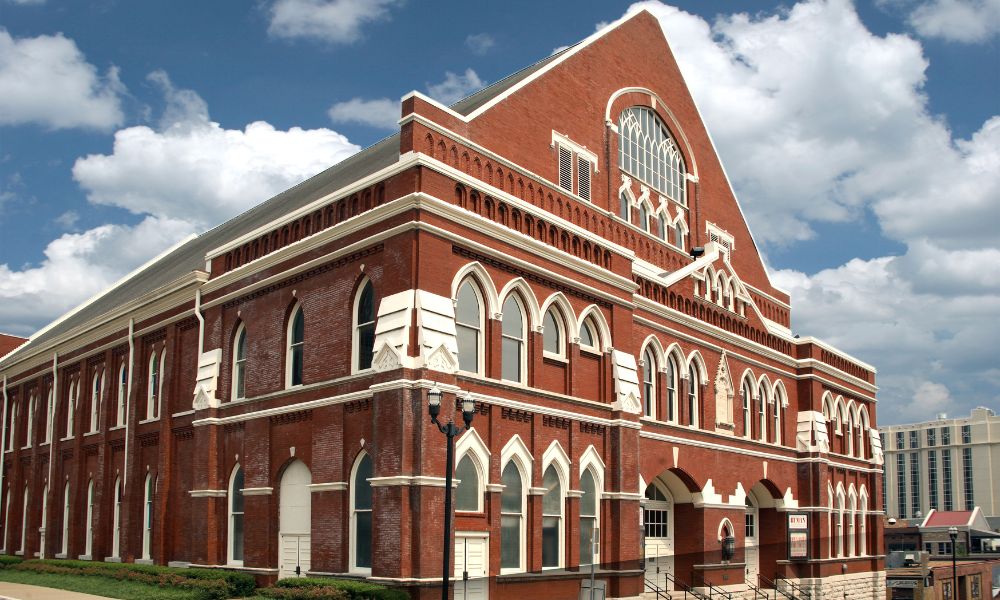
[195,288,205,357]
[123,319,135,490]
[44,353,57,558]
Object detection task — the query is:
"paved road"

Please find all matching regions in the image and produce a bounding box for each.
[0,582,114,600]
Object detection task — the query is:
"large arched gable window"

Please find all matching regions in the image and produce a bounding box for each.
[354,279,376,372]
[286,304,305,387]
[618,106,687,205]
[228,465,245,565]
[350,452,374,573]
[501,294,527,383]
[456,279,485,373]
[232,323,247,401]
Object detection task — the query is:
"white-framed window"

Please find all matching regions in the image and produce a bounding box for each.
[354,280,376,372]
[65,379,76,438]
[848,489,857,557]
[859,490,868,556]
[758,384,768,442]
[455,280,484,373]
[142,474,153,560]
[639,203,650,233]
[619,192,630,221]
[350,452,373,573]
[232,324,247,401]
[454,454,482,513]
[1,485,9,552]
[618,106,687,205]
[577,155,592,201]
[542,308,565,360]
[84,479,94,557]
[742,379,753,439]
[579,469,599,566]
[286,304,305,387]
[61,482,70,557]
[642,348,656,419]
[643,483,671,539]
[44,386,53,444]
[674,220,686,250]
[89,371,102,433]
[18,485,27,553]
[7,402,16,451]
[558,145,573,192]
[500,460,526,573]
[228,465,245,565]
[25,392,34,448]
[687,363,700,428]
[146,352,159,420]
[541,464,564,569]
[579,317,599,354]
[111,476,122,558]
[116,364,126,427]
[666,357,679,423]
[836,487,845,558]
[500,295,526,383]
[773,386,783,446]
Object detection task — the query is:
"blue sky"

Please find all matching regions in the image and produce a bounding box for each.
[0,0,997,424]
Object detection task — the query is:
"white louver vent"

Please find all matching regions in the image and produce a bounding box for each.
[558,145,573,192]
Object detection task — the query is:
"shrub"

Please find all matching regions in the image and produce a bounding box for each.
[0,556,23,569]
[268,577,407,600]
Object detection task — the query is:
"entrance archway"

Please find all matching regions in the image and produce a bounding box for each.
[278,460,311,578]
[643,481,674,592]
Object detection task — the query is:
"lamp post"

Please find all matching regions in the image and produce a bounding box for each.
[949,526,958,600]
[428,385,476,600]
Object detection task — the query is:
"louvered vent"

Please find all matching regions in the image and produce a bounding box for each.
[578,157,591,201]
[558,145,573,192]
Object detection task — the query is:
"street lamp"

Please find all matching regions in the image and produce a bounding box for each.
[428,385,476,600]
[949,526,958,600]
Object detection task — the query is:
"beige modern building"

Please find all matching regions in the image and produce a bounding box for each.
[880,407,999,520]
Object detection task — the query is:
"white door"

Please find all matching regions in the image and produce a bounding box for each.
[643,483,674,593]
[455,534,489,600]
[744,497,759,585]
[279,460,312,579]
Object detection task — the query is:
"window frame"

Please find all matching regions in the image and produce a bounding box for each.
[116,364,127,427]
[141,474,154,560]
[500,294,528,384]
[578,317,600,355]
[687,362,700,428]
[84,479,94,558]
[227,465,245,566]
[541,307,566,361]
[232,323,247,401]
[642,347,657,420]
[499,458,527,575]
[146,351,159,421]
[454,453,484,514]
[349,452,374,574]
[286,304,305,388]
[111,476,122,558]
[352,280,376,374]
[455,279,486,374]
[540,463,565,570]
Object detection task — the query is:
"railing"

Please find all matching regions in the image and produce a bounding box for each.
[644,577,673,600]
[775,575,811,600]
[694,575,734,600]
[745,578,769,600]
[758,575,795,600]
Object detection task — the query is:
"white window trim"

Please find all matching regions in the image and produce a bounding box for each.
[550,131,599,170]
[89,372,101,434]
[285,303,304,388]
[232,324,247,402]
[578,446,605,567]
[499,435,533,575]
[349,451,372,575]
[227,464,244,566]
[84,480,94,557]
[640,347,657,420]
[351,279,375,375]
[541,307,567,361]
[24,394,34,449]
[665,355,681,424]
[111,477,122,559]
[44,387,53,444]
[455,429,490,514]
[455,279,486,376]
[541,441,569,570]
[61,482,70,557]
[18,485,28,554]
[116,365,127,427]
[141,474,153,560]
[499,294,528,385]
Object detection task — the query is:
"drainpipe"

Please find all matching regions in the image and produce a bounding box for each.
[123,319,135,490]
[195,289,205,357]
[44,353,57,559]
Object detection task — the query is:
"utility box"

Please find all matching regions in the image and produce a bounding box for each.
[579,579,606,600]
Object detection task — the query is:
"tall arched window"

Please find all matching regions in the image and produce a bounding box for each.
[142,474,153,560]
[456,280,483,373]
[758,385,768,442]
[687,363,700,428]
[500,461,525,573]
[111,476,122,558]
[579,317,599,353]
[580,470,599,566]
[642,348,656,419]
[84,479,94,557]
[25,393,34,447]
[639,203,650,233]
[618,107,687,204]
[146,352,159,420]
[60,482,70,557]
[541,465,563,569]
[674,221,685,250]
[742,379,753,439]
[773,387,783,445]
[287,305,304,387]
[542,308,564,359]
[657,214,667,241]
[228,466,245,565]
[351,453,373,572]
[116,364,127,427]
[859,491,868,556]
[618,192,630,221]
[354,280,376,372]
[848,490,857,557]
[501,295,525,383]
[66,380,76,438]
[454,455,481,512]
[7,402,16,451]
[18,485,27,553]
[232,324,247,401]
[836,488,845,558]
[44,387,53,443]
[666,357,678,423]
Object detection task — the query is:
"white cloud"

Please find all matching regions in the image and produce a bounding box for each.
[909,0,1000,43]
[328,97,399,129]
[426,68,484,105]
[0,29,124,130]
[267,0,402,43]
[54,210,80,230]
[465,33,496,55]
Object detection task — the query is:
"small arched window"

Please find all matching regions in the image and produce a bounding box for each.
[18,485,28,553]
[89,373,101,434]
[65,380,76,438]
[44,387,53,443]
[287,305,304,387]
[455,280,483,373]
[85,479,95,557]
[541,465,563,569]
[687,363,700,428]
[666,357,678,423]
[146,352,159,420]
[228,466,245,565]
[116,364,127,427]
[639,203,650,233]
[501,295,526,383]
[579,317,599,353]
[658,214,667,241]
[26,393,35,447]
[642,348,656,419]
[619,192,630,221]
[354,280,376,372]
[542,308,564,358]
[111,477,122,558]
[351,453,374,572]
[500,461,525,573]
[674,221,685,250]
[454,455,481,512]
[60,482,70,557]
[618,106,687,204]
[758,385,768,442]
[579,470,599,566]
[232,324,247,401]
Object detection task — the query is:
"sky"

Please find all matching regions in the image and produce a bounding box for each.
[0,0,997,425]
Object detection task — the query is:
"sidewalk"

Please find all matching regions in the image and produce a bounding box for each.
[0,582,113,600]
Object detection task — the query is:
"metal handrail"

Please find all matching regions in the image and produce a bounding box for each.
[745,578,769,600]
[758,574,795,600]
[644,576,673,600]
[695,574,734,600]
[775,574,811,600]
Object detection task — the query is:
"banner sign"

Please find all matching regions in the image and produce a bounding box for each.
[787,513,809,560]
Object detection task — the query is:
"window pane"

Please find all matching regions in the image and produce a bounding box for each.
[580,517,595,565]
[501,463,522,513]
[501,338,521,382]
[456,326,479,372]
[542,466,561,514]
[501,515,520,569]
[358,282,375,323]
[233,514,244,561]
[291,346,303,386]
[356,511,372,568]
[236,329,246,360]
[502,297,523,337]
[357,323,375,370]
[456,282,481,326]
[235,364,245,399]
[455,456,479,512]
[292,311,304,344]
[542,516,559,567]
[580,471,597,517]
[232,468,244,512]
[543,310,560,354]
[354,455,373,510]
[580,321,594,348]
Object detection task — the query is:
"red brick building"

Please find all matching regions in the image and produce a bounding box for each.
[0,11,885,600]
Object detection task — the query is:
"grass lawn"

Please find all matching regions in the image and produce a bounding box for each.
[0,567,210,600]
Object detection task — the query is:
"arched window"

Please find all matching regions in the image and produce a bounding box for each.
[658,214,667,241]
[354,280,376,372]
[60,482,70,557]
[66,380,76,438]
[836,488,845,558]
[859,491,869,556]
[846,410,856,457]
[666,357,678,423]
[687,363,700,428]
[674,221,685,250]
[742,379,753,439]
[744,496,756,540]
[639,203,650,233]
[643,483,670,539]
[758,385,767,442]
[773,387,783,445]
[116,364,127,427]
[17,485,27,552]
[454,455,481,512]
[7,402,16,451]
[228,466,245,565]
[642,348,656,419]
[146,352,159,420]
[848,490,857,557]
[579,317,599,353]
[26,393,34,447]
[456,280,484,373]
[542,308,564,359]
[618,192,630,221]
[501,295,526,383]
[232,324,247,401]
[500,461,525,573]
[111,476,122,558]
[287,305,304,387]
[351,453,373,572]
[580,469,599,566]
[44,387,53,443]
[541,465,563,569]
[84,479,94,557]
[618,107,687,204]
[141,474,153,560]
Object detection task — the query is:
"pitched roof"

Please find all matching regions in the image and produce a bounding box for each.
[450,46,573,116]
[923,510,973,527]
[0,334,26,357]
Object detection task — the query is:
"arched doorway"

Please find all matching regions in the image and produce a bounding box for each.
[744,493,759,584]
[642,482,674,592]
[278,460,311,578]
